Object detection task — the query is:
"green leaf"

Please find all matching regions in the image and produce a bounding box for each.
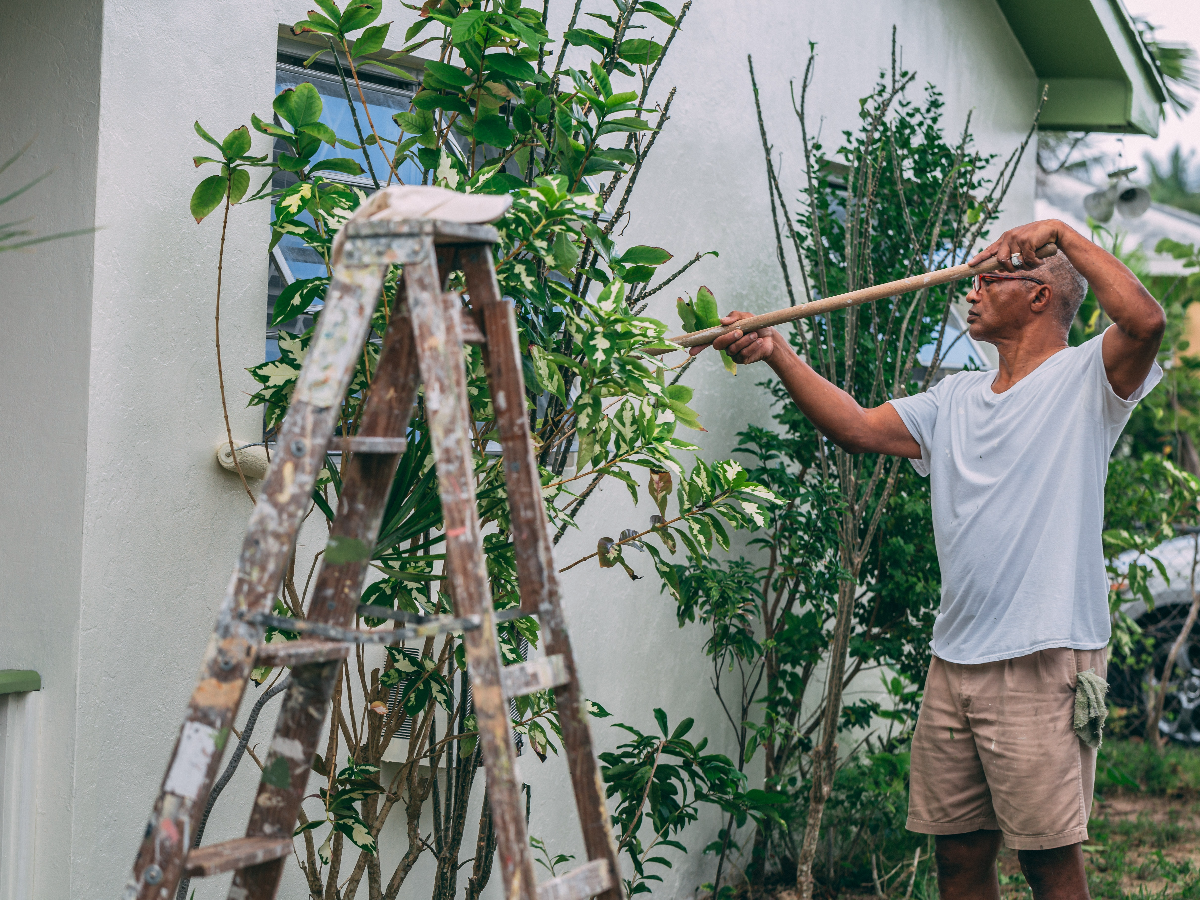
[451,9,487,45]
[271,278,324,326]
[394,108,435,134]
[617,39,663,66]
[596,117,655,137]
[309,157,365,176]
[351,21,390,57]
[693,285,720,328]
[653,708,669,736]
[294,819,325,836]
[274,82,324,128]
[637,1,677,25]
[424,59,475,88]
[298,122,338,145]
[552,231,580,273]
[190,175,228,223]
[250,113,293,139]
[294,12,340,37]
[221,125,252,158]
[404,15,437,42]
[669,717,693,740]
[194,121,224,150]
[473,115,514,148]
[677,297,697,332]
[227,168,250,204]
[589,60,613,100]
[587,699,612,718]
[275,154,308,173]
[340,0,383,33]
[412,92,473,116]
[311,0,343,26]
[618,245,672,266]
[565,28,611,54]
[484,53,537,82]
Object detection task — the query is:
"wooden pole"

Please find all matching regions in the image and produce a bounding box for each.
[648,243,1059,355]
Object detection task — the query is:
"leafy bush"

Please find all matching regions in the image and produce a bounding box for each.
[184,2,785,898]
[1097,740,1200,797]
[658,37,1038,899]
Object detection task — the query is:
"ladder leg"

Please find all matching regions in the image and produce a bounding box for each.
[123,263,387,900]
[463,246,624,900]
[406,240,540,900]
[229,287,421,900]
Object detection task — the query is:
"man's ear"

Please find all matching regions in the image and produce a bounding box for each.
[1030,284,1054,314]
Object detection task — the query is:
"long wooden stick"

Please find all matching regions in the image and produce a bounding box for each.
[649,243,1059,355]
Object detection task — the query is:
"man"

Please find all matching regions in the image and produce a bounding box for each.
[696,220,1164,900]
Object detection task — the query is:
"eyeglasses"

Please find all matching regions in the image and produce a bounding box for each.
[972,272,1046,293]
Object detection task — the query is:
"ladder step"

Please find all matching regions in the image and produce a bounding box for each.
[538,859,614,900]
[495,607,535,622]
[240,610,481,643]
[339,435,408,454]
[459,311,486,345]
[357,603,456,626]
[501,654,570,699]
[184,836,293,877]
[255,638,350,667]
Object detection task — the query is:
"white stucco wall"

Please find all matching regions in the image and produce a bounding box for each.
[1,1,1037,898]
[0,1,104,896]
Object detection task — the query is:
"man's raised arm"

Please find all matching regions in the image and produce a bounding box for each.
[693,313,922,458]
[970,219,1165,399]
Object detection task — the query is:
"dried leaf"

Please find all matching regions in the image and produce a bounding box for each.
[648,469,672,516]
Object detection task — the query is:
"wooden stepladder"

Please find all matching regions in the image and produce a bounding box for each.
[123,187,623,900]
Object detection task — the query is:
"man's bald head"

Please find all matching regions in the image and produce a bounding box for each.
[1037,252,1088,329]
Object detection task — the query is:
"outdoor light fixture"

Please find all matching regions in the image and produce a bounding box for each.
[1083,166,1152,223]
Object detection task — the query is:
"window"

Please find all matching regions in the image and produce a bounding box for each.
[267,42,425,362]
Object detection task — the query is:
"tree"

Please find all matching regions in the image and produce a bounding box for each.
[182,3,779,899]
[657,37,1040,899]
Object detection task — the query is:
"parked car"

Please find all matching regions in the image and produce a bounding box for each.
[1109,530,1200,744]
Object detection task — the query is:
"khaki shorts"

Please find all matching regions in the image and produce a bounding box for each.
[907,647,1107,851]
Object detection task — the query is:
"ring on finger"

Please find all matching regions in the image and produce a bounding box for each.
[1010,252,1023,268]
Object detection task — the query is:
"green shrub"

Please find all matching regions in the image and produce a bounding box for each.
[1096,740,1200,796]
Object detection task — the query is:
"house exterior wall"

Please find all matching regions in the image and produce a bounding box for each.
[0,1,104,896]
[1,1,1036,897]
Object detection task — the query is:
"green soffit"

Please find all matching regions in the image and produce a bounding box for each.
[0,670,41,695]
[997,0,1168,135]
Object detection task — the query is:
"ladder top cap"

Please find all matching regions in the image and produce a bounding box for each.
[359,185,511,225]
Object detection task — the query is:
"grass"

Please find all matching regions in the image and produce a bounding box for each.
[1096,739,1200,797]
[995,739,1200,899]
[781,740,1200,899]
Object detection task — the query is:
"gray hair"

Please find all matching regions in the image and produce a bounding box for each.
[1037,253,1088,329]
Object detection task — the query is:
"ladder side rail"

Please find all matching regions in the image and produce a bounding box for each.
[125,263,388,900]
[462,247,624,900]
[406,238,540,900]
[231,282,422,900]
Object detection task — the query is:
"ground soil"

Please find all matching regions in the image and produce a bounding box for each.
[743,793,1200,899]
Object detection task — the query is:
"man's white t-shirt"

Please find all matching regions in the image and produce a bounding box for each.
[888,329,1161,664]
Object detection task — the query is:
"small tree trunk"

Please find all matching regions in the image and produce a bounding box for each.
[1150,579,1200,749]
[796,577,857,900]
[465,788,498,900]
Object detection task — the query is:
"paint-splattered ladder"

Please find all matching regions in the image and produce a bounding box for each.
[123,186,623,900]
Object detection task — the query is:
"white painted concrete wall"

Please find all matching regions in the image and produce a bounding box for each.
[0,1,103,896]
[1,1,1036,897]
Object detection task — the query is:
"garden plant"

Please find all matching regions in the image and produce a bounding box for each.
[183,2,787,899]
